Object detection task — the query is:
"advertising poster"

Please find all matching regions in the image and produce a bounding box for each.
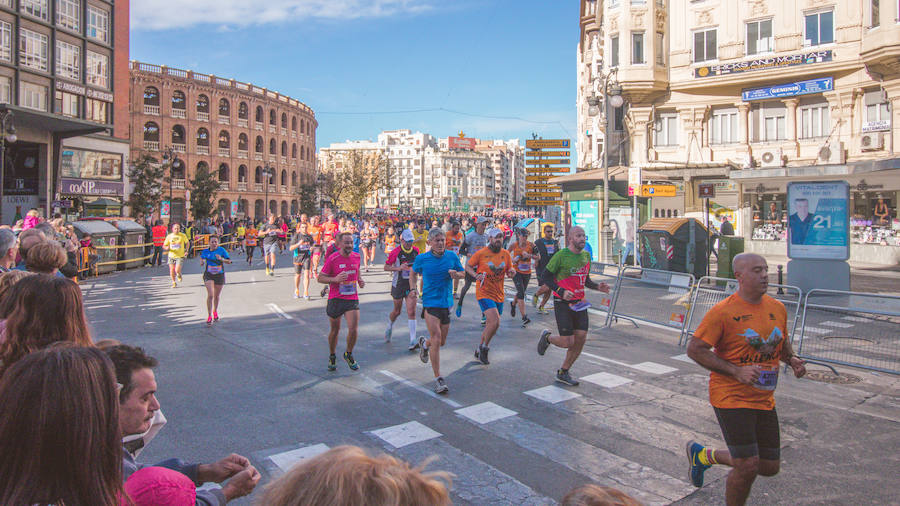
[609,207,639,259]
[161,200,171,218]
[231,201,239,218]
[61,148,123,180]
[569,200,600,257]
[787,181,849,260]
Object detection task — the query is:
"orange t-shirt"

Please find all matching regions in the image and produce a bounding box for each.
[446,231,463,255]
[245,229,258,246]
[467,248,512,303]
[694,293,788,410]
[308,225,322,245]
[509,241,535,274]
[323,222,339,243]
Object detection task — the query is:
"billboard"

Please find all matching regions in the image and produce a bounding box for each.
[787,181,849,260]
[569,200,600,257]
[60,148,123,181]
[448,137,476,150]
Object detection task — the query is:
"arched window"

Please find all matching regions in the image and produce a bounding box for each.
[171,90,186,110]
[291,143,297,159]
[269,138,276,155]
[269,109,276,125]
[254,166,263,183]
[269,200,277,214]
[300,120,305,134]
[218,163,229,181]
[143,87,159,106]
[280,201,288,216]
[280,169,287,186]
[281,141,287,157]
[218,130,230,148]
[196,94,209,113]
[291,171,297,186]
[197,161,210,174]
[255,105,263,123]
[291,116,297,131]
[196,128,209,146]
[218,98,230,117]
[172,125,185,144]
[281,112,287,128]
[300,146,305,161]
[142,122,159,141]
[254,200,263,219]
[238,101,248,119]
[255,136,264,153]
[238,133,248,151]
[238,165,248,182]
[291,200,298,215]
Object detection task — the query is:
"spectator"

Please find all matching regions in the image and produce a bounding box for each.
[0,345,124,506]
[0,228,17,272]
[0,270,33,307]
[260,445,451,506]
[16,227,46,268]
[25,241,68,274]
[80,233,101,273]
[561,484,641,506]
[719,215,734,236]
[126,467,197,506]
[0,275,91,374]
[21,208,41,230]
[104,344,260,504]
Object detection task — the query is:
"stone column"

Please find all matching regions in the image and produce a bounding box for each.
[738,103,751,147]
[784,98,800,157]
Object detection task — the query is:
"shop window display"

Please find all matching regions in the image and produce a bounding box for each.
[851,194,898,246]
[751,197,787,240]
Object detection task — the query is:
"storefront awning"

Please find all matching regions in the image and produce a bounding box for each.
[729,158,900,183]
[0,104,107,139]
[550,166,672,185]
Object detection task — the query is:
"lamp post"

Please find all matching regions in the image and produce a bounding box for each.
[162,147,182,224]
[589,68,625,263]
[0,110,16,225]
[262,164,275,218]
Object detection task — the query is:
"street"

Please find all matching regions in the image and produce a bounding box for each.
[83,250,900,505]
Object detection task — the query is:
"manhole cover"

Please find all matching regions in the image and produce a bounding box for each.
[823,336,877,345]
[805,370,862,384]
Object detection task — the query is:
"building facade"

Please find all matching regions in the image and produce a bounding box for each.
[582,0,900,264]
[130,60,317,223]
[424,143,494,212]
[317,139,383,210]
[0,0,129,223]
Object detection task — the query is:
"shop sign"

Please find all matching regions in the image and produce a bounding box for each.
[628,166,641,196]
[695,50,832,78]
[787,181,850,261]
[448,137,475,150]
[741,77,833,101]
[55,80,114,102]
[861,120,890,133]
[59,178,123,196]
[52,200,74,208]
[698,183,716,198]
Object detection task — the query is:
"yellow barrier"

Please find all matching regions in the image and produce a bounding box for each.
[94,242,154,250]
[96,253,154,267]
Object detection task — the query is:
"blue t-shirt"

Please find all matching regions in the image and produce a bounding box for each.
[201,247,230,274]
[413,250,463,309]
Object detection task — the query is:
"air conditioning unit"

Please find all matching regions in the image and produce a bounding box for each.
[817,142,845,164]
[758,148,783,168]
[860,132,885,151]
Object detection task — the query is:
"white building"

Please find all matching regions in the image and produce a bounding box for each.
[425,145,494,212]
[377,129,435,211]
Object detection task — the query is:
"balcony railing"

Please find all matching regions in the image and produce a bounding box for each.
[143,104,160,115]
[142,140,160,151]
[268,125,276,134]
[280,156,287,164]
[171,108,186,119]
[197,145,210,155]
[280,186,287,194]
[218,148,230,157]
[218,117,229,125]
[254,122,263,131]
[254,153,263,161]
[254,183,263,192]
[237,118,248,127]
[291,131,297,138]
[219,181,230,191]
[237,182,248,191]
[172,178,186,189]
[172,143,186,153]
[197,112,210,122]
[280,128,287,136]
[237,150,248,159]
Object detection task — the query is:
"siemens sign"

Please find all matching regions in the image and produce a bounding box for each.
[741,77,833,101]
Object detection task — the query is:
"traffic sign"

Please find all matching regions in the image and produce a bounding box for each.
[525,184,561,189]
[525,175,554,181]
[698,183,716,198]
[628,167,642,196]
[526,193,563,199]
[526,200,563,206]
[525,151,570,157]
[526,167,570,174]
[640,185,678,197]
[526,159,570,165]
[525,139,570,149]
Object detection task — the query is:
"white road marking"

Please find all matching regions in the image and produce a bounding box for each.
[671,353,693,363]
[841,315,870,322]
[379,370,462,408]
[580,351,678,375]
[581,372,633,388]
[369,420,441,448]
[524,385,581,404]
[266,303,293,319]
[820,321,855,328]
[803,326,832,335]
[268,443,330,473]
[455,402,517,424]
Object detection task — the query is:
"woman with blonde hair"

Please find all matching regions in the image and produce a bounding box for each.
[259,445,451,506]
[25,241,68,274]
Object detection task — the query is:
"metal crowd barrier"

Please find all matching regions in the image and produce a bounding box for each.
[585,262,623,327]
[680,276,803,347]
[607,266,695,336]
[796,289,900,376]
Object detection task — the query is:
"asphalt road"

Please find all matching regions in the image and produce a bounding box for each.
[82,248,900,505]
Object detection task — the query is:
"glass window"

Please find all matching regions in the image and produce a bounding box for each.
[804,10,834,46]
[655,32,665,66]
[799,101,830,139]
[631,31,644,64]
[0,77,10,104]
[746,19,773,55]
[85,98,110,124]
[610,35,619,67]
[710,108,739,144]
[864,89,890,122]
[87,5,109,44]
[54,90,80,118]
[19,29,49,72]
[751,102,786,142]
[56,40,81,80]
[20,81,47,111]
[654,113,678,146]
[86,51,109,88]
[871,0,880,28]
[693,28,717,62]
[56,0,81,31]
[21,0,49,21]
[0,21,10,62]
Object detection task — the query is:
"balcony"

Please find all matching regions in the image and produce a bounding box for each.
[172,178,186,189]
[171,108,186,119]
[291,131,297,138]
[254,153,263,161]
[142,140,160,151]
[218,148,230,157]
[173,143,186,153]
[218,117,230,125]
[280,128,287,136]
[268,124,276,134]
[237,182,248,191]
[219,181,230,191]
[280,186,288,194]
[254,122,263,131]
[254,183,263,192]
[197,112,210,122]
[237,118,248,128]
[197,145,210,155]
[143,105,160,115]
[280,156,287,164]
[237,150,248,159]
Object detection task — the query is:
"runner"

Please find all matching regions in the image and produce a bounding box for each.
[245,222,259,264]
[162,223,189,288]
[277,219,289,255]
[363,221,379,271]
[308,216,323,275]
[509,227,535,327]
[410,227,466,394]
[234,221,246,254]
[445,220,464,298]
[411,219,428,255]
[465,228,513,365]
[684,253,806,504]
[383,229,419,350]
[383,226,398,257]
[259,216,280,276]
[532,222,560,314]
[455,216,490,323]
[316,232,364,372]
[200,235,231,325]
[290,223,314,299]
[536,226,610,386]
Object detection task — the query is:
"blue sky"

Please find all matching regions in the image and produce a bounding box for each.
[131,0,578,151]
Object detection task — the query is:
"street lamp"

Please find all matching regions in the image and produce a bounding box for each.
[594,69,625,263]
[0,110,16,224]
[162,147,182,224]
[262,164,275,217]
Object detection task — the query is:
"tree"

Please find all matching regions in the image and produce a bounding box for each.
[188,164,219,221]
[322,150,388,213]
[126,153,165,219]
[297,183,317,216]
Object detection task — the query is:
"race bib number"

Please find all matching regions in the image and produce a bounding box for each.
[518,262,531,271]
[170,242,182,250]
[754,368,778,391]
[451,247,460,254]
[339,282,357,295]
[570,300,591,312]
[299,245,310,251]
[401,270,411,279]
[545,246,555,255]
[206,264,223,275]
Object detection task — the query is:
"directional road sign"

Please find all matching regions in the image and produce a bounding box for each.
[525,139,570,149]
[526,200,563,206]
[526,151,570,157]
[640,185,678,197]
[526,159,570,165]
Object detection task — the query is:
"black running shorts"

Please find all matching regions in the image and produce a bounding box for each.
[391,281,413,300]
[326,298,359,319]
[513,272,531,299]
[202,272,225,286]
[713,407,780,460]
[425,307,451,325]
[553,299,589,336]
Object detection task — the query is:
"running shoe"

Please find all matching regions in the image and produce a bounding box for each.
[327,354,337,372]
[537,329,551,356]
[686,440,712,488]
[294,290,300,299]
[408,338,419,351]
[555,369,579,386]
[266,268,271,276]
[521,316,531,327]
[303,295,310,300]
[206,316,212,325]
[510,301,516,317]
[538,307,549,315]
[385,326,393,342]
[172,281,177,288]
[269,269,275,277]
[455,305,462,318]
[418,336,429,363]
[481,315,486,326]
[434,376,449,394]
[532,293,539,308]
[320,286,328,298]
[343,351,359,371]
[177,274,183,282]
[477,344,490,365]
[213,311,219,322]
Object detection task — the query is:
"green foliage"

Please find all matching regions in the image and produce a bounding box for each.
[125,153,165,218]
[188,164,220,220]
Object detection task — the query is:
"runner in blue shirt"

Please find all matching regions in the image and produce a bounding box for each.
[200,235,231,325]
[410,227,466,394]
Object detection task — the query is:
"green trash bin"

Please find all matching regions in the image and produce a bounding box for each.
[716,236,744,279]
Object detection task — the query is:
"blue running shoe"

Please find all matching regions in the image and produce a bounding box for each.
[686,440,711,488]
[455,304,462,318]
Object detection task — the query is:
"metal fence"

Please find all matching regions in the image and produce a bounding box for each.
[680,276,804,346]
[796,289,900,375]
[585,262,623,327]
[607,266,695,336]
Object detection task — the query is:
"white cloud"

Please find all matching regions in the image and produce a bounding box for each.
[131,0,437,31]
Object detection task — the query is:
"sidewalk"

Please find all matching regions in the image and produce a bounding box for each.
[758,254,900,295]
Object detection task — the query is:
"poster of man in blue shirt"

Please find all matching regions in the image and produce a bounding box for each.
[789,198,815,244]
[787,182,849,260]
